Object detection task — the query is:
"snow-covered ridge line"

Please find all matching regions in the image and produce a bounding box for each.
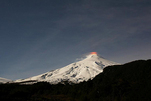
[0,77,12,83]
[15,54,119,84]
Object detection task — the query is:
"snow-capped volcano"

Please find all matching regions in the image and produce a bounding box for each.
[15,53,118,84]
[0,77,12,83]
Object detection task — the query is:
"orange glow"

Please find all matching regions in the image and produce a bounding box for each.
[90,52,97,55]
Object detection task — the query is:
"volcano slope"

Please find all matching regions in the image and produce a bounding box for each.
[0,59,151,101]
[15,54,118,84]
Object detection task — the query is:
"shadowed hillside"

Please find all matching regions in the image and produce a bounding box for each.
[0,59,151,101]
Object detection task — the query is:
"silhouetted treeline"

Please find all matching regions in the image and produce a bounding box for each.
[0,59,151,101]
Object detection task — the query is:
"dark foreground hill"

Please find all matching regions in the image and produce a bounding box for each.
[0,59,151,101]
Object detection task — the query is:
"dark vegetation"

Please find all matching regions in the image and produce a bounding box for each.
[0,59,151,101]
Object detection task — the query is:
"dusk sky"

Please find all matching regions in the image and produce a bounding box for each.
[0,0,151,80]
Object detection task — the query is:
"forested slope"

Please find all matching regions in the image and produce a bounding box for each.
[0,59,151,101]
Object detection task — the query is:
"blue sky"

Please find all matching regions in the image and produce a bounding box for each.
[0,0,151,80]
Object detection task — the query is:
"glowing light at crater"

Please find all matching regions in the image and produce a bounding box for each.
[90,52,97,55]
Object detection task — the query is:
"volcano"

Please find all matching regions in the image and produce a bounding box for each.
[15,53,119,84]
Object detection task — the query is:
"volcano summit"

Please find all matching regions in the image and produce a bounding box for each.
[15,53,118,84]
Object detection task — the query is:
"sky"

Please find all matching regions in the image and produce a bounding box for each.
[0,0,151,80]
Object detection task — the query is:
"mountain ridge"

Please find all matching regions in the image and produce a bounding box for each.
[0,77,12,83]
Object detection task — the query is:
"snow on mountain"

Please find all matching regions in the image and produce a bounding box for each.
[15,53,119,84]
[0,77,12,83]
